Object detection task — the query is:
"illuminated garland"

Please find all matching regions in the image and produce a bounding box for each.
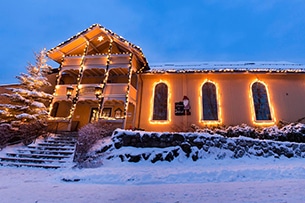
[68,41,89,119]
[147,68,305,74]
[48,54,65,116]
[123,53,133,121]
[97,39,113,116]
[149,80,171,125]
[198,79,222,125]
[249,80,276,126]
[47,24,149,71]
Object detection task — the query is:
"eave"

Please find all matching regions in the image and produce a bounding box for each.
[47,24,149,71]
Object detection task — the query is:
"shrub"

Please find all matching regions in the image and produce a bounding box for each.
[74,121,116,162]
[0,120,47,149]
[18,121,48,145]
[191,123,305,143]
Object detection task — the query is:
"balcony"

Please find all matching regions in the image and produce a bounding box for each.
[53,83,137,102]
[61,54,131,71]
[84,55,107,69]
[109,54,130,69]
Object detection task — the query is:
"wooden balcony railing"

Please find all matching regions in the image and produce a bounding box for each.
[61,54,131,70]
[53,83,137,102]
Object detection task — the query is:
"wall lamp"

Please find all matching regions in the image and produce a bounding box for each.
[66,86,78,104]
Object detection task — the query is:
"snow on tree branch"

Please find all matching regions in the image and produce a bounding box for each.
[0,48,53,125]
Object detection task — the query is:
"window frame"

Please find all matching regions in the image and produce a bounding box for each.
[199,80,221,125]
[150,81,171,124]
[250,80,275,125]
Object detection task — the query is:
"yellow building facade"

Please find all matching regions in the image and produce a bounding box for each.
[47,24,305,132]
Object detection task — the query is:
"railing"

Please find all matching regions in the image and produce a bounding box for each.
[53,84,77,101]
[53,83,136,101]
[84,55,107,68]
[61,54,131,70]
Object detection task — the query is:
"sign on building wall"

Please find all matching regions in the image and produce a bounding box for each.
[175,96,191,116]
[175,102,184,115]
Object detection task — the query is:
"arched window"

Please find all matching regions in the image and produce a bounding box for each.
[251,82,272,121]
[152,83,168,120]
[202,82,218,121]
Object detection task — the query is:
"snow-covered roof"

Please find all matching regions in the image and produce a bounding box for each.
[147,61,305,73]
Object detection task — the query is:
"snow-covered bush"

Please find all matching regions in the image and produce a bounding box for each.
[191,123,305,143]
[74,121,116,162]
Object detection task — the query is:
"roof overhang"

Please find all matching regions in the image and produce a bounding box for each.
[47,24,149,71]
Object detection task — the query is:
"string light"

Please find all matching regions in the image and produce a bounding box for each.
[48,54,65,117]
[249,80,276,126]
[68,41,89,119]
[47,24,149,71]
[123,53,133,123]
[198,79,222,125]
[149,80,172,125]
[96,38,113,117]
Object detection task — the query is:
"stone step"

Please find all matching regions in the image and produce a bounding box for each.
[0,157,66,164]
[0,162,61,169]
[0,132,78,169]
[56,133,78,138]
[17,149,74,155]
[50,138,77,143]
[44,140,76,145]
[6,153,70,159]
[27,146,75,151]
[37,143,75,147]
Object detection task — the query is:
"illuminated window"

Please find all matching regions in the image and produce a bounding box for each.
[102,108,112,118]
[89,108,98,123]
[251,82,272,121]
[202,82,218,120]
[114,108,123,118]
[153,83,168,120]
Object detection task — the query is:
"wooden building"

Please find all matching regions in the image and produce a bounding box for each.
[47,24,148,131]
[47,24,305,131]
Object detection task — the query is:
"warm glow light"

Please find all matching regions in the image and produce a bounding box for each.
[149,80,171,124]
[66,86,74,98]
[95,86,103,98]
[198,79,222,125]
[123,54,133,122]
[97,36,104,42]
[249,80,276,126]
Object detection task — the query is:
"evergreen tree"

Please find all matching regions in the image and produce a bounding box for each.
[0,49,53,127]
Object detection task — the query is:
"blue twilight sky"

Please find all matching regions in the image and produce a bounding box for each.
[1,0,305,84]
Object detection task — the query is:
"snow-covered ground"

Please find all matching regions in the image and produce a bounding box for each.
[1,146,305,203]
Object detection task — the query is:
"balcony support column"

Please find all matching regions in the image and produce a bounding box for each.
[62,41,90,131]
[97,39,113,118]
[48,54,66,117]
[123,53,133,129]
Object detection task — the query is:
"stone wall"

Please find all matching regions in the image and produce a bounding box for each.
[98,130,305,163]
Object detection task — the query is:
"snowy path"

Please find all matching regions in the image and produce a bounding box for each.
[1,157,305,203]
[0,176,304,203]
